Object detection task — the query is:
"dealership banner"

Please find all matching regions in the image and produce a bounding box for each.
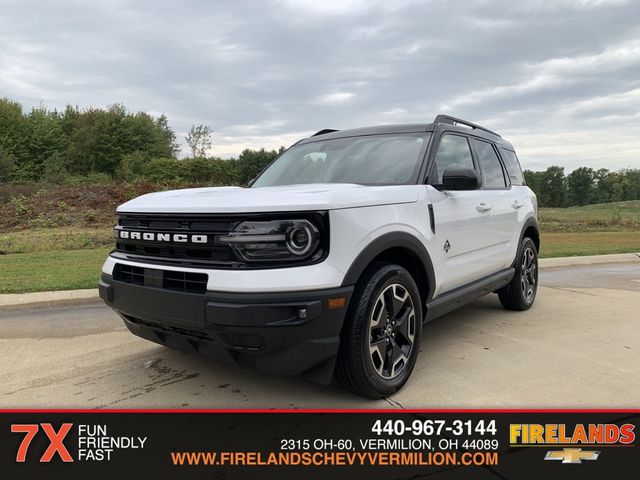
[1,410,637,479]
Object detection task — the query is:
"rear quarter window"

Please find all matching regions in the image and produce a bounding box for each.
[499,148,525,186]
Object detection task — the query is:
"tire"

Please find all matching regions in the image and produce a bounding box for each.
[498,237,538,311]
[336,262,422,399]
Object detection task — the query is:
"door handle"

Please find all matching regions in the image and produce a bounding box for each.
[511,201,523,209]
[476,202,493,213]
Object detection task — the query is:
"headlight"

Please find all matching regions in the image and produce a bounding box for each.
[217,219,322,263]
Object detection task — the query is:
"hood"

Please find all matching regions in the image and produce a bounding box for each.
[117,183,419,214]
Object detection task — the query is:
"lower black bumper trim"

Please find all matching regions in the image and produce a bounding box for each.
[99,273,353,381]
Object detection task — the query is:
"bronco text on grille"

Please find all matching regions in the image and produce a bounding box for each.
[115,231,208,243]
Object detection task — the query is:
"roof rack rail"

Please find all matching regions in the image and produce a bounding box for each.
[433,114,501,138]
[312,128,339,137]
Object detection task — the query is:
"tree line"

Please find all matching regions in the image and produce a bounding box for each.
[523,166,640,208]
[0,99,280,186]
[1,98,639,207]
[0,99,179,182]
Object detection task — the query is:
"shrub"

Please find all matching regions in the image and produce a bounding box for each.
[65,172,113,186]
[141,157,238,186]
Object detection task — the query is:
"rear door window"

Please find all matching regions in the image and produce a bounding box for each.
[472,139,507,189]
[499,148,525,185]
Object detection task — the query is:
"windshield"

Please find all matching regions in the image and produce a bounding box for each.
[252,133,430,187]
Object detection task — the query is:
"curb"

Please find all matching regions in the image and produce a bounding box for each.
[538,252,640,268]
[0,289,100,311]
[1,252,638,310]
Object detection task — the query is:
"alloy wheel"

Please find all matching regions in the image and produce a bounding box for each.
[520,247,537,302]
[368,284,416,379]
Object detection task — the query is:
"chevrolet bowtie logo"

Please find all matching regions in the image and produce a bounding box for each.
[544,448,600,464]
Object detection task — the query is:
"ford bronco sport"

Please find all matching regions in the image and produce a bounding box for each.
[99,114,539,399]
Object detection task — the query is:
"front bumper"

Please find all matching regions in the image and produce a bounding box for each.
[99,273,353,383]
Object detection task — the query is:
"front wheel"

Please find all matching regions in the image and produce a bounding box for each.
[498,237,538,310]
[336,263,422,399]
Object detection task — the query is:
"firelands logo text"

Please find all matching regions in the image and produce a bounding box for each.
[510,423,635,445]
[510,423,635,464]
[11,423,148,463]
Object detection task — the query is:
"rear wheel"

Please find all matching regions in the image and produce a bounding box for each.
[498,237,538,310]
[336,262,422,399]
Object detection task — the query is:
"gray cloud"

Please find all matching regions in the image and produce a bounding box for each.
[1,0,639,171]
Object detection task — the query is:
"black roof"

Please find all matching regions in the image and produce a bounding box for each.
[296,114,514,150]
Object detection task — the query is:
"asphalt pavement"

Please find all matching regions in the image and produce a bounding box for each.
[1,262,638,408]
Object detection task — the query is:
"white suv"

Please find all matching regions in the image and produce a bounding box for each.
[99,115,539,398]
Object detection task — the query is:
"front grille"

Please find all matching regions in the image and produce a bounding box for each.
[113,263,208,294]
[114,213,239,267]
[116,243,234,262]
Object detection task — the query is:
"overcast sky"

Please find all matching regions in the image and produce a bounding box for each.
[2,0,640,171]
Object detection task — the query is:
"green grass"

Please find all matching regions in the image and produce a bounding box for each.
[541,231,640,258]
[539,200,640,232]
[0,247,111,294]
[0,227,112,254]
[538,201,640,256]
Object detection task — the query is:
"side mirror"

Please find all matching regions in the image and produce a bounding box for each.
[247,178,256,187]
[441,167,480,191]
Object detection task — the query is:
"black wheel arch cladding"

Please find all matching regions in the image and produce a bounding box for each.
[341,232,436,304]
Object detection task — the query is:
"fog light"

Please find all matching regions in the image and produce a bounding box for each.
[297,308,308,319]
